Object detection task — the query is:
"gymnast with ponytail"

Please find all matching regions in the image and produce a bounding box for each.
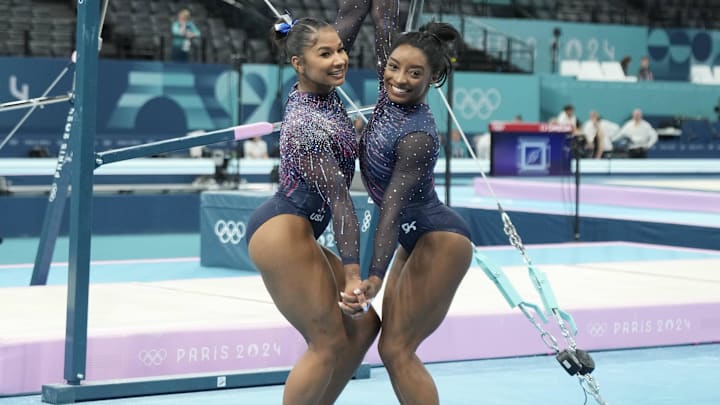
[245,15,380,405]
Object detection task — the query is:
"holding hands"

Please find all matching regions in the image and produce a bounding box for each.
[339,276,383,319]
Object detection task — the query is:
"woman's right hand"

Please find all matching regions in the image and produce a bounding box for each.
[339,278,364,319]
[338,276,382,319]
[356,276,382,302]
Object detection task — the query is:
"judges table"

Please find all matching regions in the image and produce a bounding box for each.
[200,190,378,277]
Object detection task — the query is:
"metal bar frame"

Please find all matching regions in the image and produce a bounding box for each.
[63,0,100,386]
[42,365,370,404]
[95,125,267,167]
[0,94,72,113]
[30,106,76,286]
[95,104,374,167]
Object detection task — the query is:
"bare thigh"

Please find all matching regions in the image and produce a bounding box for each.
[381,231,473,348]
[320,245,381,336]
[248,214,344,343]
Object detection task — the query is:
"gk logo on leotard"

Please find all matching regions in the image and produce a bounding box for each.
[138,349,167,366]
[401,221,417,234]
[214,220,246,244]
[453,87,501,120]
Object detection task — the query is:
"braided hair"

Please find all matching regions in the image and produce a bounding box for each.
[270,16,332,62]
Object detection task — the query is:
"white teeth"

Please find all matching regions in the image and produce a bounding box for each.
[392,85,409,94]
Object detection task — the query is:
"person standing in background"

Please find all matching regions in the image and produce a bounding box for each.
[620,56,632,76]
[171,9,201,62]
[637,56,654,81]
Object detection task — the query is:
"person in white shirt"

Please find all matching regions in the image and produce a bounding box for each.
[474,132,490,160]
[618,109,658,158]
[243,136,269,159]
[582,110,620,159]
[556,104,579,132]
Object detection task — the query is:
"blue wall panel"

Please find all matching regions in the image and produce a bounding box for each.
[0,57,237,157]
[0,194,200,237]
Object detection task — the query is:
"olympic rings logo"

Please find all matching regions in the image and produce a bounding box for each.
[138,349,167,366]
[586,322,607,337]
[361,210,372,232]
[214,220,246,244]
[453,88,502,120]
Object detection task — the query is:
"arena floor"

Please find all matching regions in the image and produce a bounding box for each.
[1,176,718,404]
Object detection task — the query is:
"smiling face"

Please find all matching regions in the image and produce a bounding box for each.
[383,44,435,105]
[291,26,348,94]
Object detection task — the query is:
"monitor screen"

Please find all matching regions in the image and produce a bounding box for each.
[489,122,573,176]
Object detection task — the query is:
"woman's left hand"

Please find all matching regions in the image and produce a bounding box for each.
[339,279,372,319]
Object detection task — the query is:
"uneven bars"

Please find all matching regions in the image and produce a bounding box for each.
[95,122,274,167]
[0,94,72,113]
[96,105,375,167]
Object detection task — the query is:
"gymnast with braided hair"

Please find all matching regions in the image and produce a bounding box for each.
[336,6,474,404]
[246,15,380,405]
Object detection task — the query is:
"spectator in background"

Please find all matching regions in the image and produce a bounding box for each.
[171,9,201,62]
[450,129,468,158]
[620,56,632,76]
[618,108,658,158]
[474,132,490,160]
[637,56,653,81]
[556,104,581,133]
[582,110,620,159]
[243,136,269,159]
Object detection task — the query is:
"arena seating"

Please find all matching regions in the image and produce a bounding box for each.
[560,60,638,82]
[4,0,720,69]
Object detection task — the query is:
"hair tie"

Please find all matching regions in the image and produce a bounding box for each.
[274,13,297,35]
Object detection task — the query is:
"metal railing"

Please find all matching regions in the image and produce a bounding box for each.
[430,14,535,73]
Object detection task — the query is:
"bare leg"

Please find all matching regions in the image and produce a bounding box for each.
[318,246,381,405]
[249,215,352,405]
[378,232,473,405]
